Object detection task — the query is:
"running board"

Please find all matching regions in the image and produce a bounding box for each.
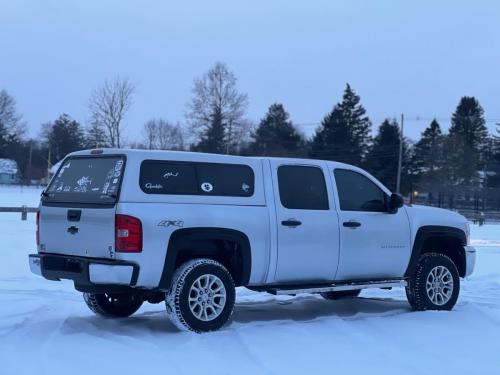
[269,279,407,295]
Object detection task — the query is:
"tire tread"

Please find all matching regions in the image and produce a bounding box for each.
[165,258,235,333]
[406,252,459,311]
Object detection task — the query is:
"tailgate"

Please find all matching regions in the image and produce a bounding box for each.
[39,206,115,258]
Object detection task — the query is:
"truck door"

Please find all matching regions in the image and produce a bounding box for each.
[332,168,411,280]
[270,160,340,283]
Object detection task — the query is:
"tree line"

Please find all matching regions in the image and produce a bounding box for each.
[0,62,498,194]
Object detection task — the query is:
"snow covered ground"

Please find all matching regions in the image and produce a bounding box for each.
[1,186,499,374]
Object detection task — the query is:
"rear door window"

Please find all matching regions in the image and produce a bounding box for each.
[277,165,329,210]
[140,160,255,197]
[45,156,125,204]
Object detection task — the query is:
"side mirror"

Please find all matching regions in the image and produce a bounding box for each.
[388,193,404,213]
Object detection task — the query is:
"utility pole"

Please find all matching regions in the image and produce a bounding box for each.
[47,147,52,182]
[396,113,404,193]
[226,119,233,155]
[27,140,33,185]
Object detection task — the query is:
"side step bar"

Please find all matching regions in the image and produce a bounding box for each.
[268,279,407,295]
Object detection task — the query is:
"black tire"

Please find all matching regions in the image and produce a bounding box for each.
[83,292,143,318]
[406,252,460,311]
[166,259,236,333]
[320,289,361,300]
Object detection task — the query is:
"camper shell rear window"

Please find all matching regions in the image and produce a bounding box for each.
[44,155,125,204]
[140,160,255,197]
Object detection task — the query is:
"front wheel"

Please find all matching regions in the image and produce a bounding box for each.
[166,259,236,333]
[406,253,460,311]
[83,293,143,317]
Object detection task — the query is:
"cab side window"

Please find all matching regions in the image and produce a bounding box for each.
[277,165,329,210]
[334,169,387,212]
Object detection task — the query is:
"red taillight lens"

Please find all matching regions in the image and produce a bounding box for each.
[115,214,142,253]
[36,210,40,246]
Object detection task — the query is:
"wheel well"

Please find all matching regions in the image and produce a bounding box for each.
[159,228,251,290]
[421,236,466,277]
[174,238,246,285]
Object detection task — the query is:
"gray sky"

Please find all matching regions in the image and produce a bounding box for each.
[1,0,499,142]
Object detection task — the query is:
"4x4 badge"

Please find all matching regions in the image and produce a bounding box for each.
[158,220,184,228]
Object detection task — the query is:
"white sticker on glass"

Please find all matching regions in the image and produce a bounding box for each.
[163,171,179,179]
[201,182,213,192]
[145,183,163,190]
[75,176,92,192]
[115,160,123,171]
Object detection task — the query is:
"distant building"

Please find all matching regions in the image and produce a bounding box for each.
[0,159,20,184]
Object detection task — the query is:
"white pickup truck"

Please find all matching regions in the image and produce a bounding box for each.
[29,149,476,332]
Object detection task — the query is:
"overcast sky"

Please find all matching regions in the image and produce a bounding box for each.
[1,0,499,142]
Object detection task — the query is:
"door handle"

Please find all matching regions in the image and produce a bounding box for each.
[67,209,81,222]
[281,219,302,227]
[343,220,361,228]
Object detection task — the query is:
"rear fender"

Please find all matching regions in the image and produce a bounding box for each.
[158,227,252,290]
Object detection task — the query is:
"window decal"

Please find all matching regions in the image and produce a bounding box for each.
[163,171,179,179]
[201,182,214,192]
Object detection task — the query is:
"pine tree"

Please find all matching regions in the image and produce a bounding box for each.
[310,84,371,166]
[445,96,487,185]
[192,109,226,154]
[248,103,305,157]
[44,114,85,162]
[365,119,413,192]
[413,119,445,187]
[482,135,500,188]
[0,121,7,158]
[85,121,108,149]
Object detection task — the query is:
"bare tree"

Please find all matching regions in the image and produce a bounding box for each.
[143,119,157,150]
[87,77,135,148]
[0,89,26,137]
[186,62,248,153]
[142,118,184,150]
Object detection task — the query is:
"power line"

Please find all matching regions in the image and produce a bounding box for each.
[293,117,500,129]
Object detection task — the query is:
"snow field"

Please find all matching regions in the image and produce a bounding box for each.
[0,186,499,374]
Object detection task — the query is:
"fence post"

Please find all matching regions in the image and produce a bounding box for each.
[21,205,27,221]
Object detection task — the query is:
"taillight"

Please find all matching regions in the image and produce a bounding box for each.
[36,210,40,246]
[115,214,142,253]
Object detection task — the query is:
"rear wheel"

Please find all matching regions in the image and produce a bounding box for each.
[83,292,143,317]
[320,289,361,300]
[166,258,236,333]
[406,253,460,311]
